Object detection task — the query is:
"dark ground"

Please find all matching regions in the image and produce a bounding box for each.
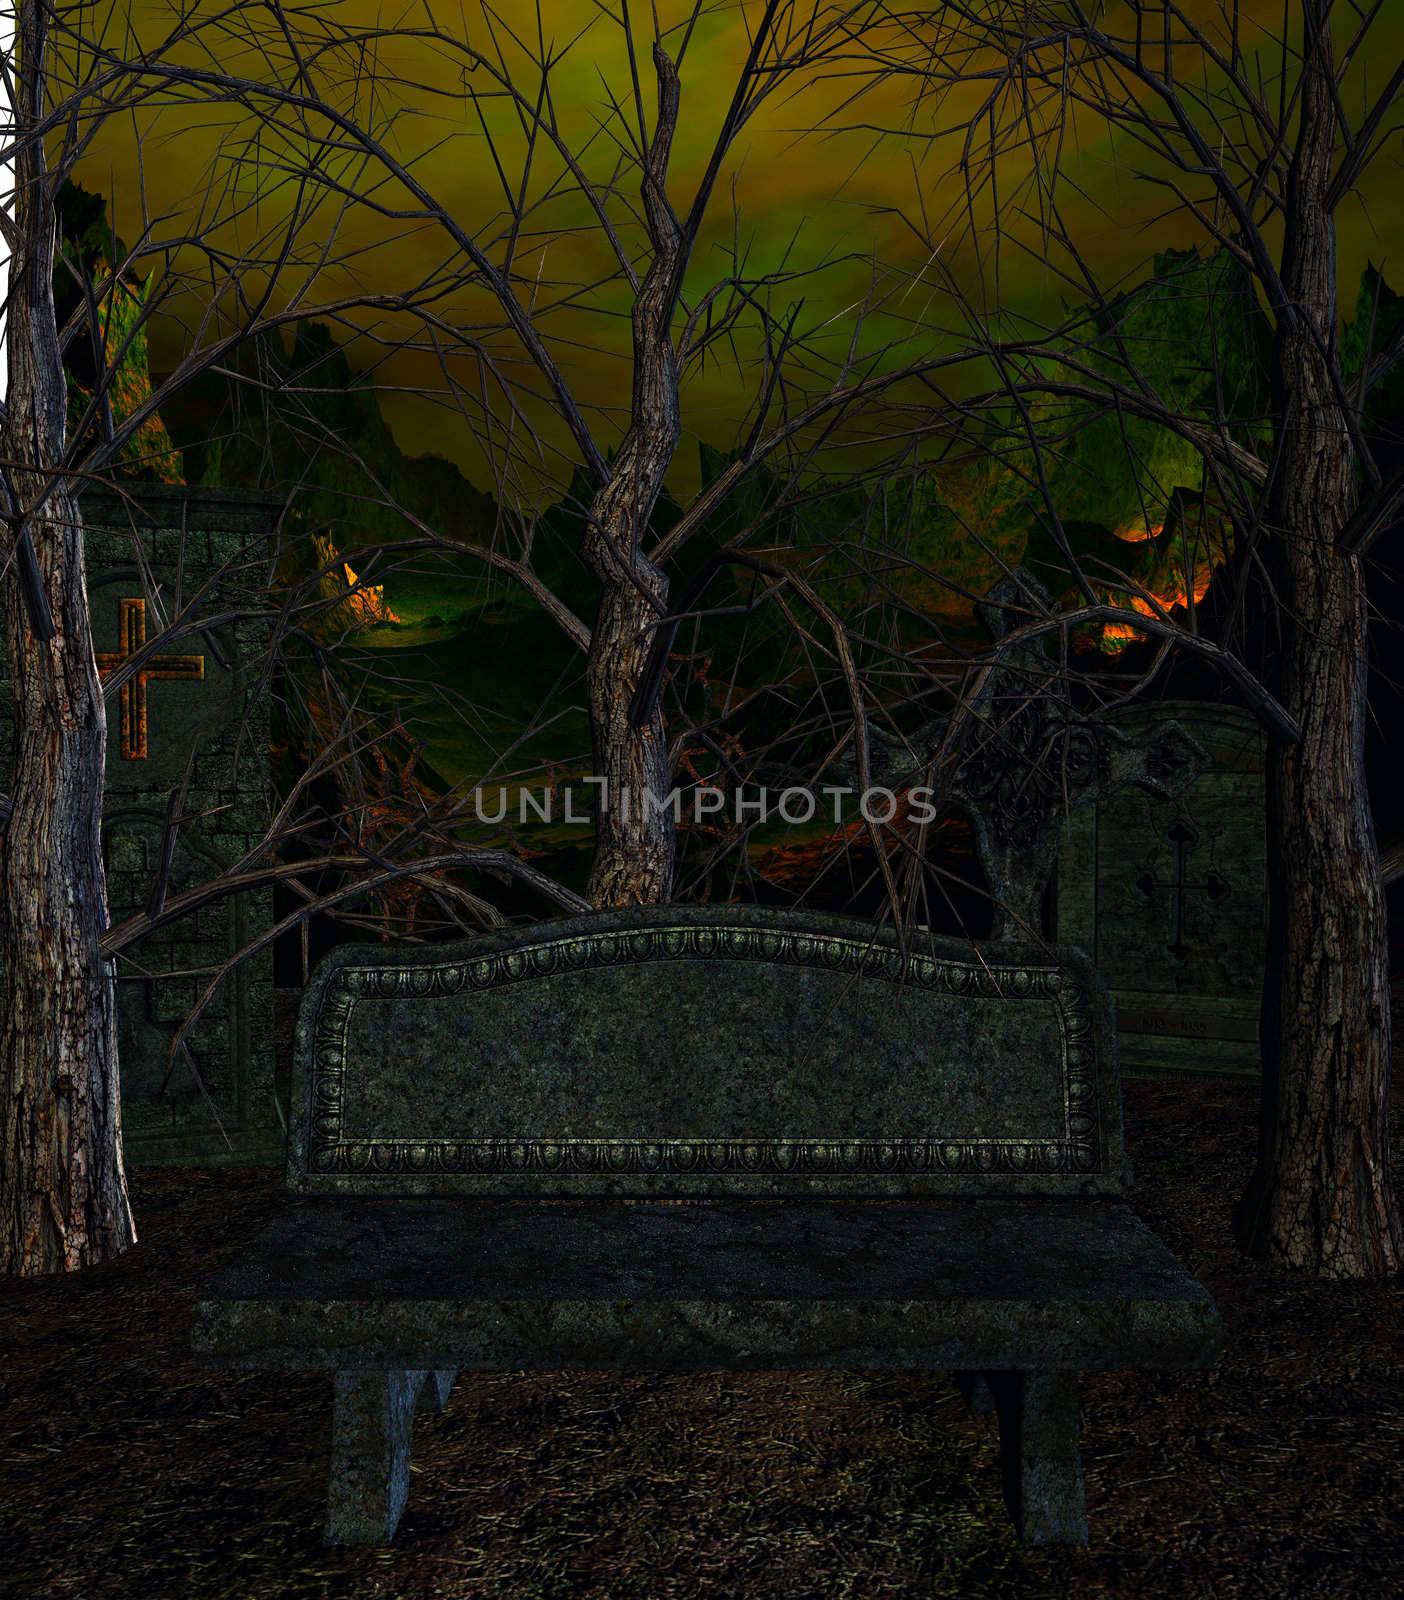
[2,1073,1401,1600]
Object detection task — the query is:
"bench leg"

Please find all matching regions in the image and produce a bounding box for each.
[325,1370,424,1544]
[987,1371,1088,1546]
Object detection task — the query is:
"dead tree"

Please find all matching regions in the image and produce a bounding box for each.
[127,0,922,909]
[852,0,1403,1277]
[3,0,1019,1273]
[0,2,133,1274]
[0,0,603,1274]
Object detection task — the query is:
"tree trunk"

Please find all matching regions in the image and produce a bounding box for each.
[582,560,674,908]
[1234,12,1400,1278]
[582,397,676,907]
[0,4,135,1275]
[582,46,683,910]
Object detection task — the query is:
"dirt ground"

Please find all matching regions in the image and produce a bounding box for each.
[2,1073,1401,1600]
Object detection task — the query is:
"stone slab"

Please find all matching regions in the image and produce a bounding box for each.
[290,905,1127,1199]
[45,485,285,1162]
[1055,700,1266,1077]
[326,1368,433,1543]
[988,1370,1089,1544]
[192,1196,1221,1373]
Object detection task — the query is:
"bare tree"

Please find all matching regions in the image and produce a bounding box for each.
[20,0,1375,1286]
[4,0,1027,1275]
[840,0,1403,1277]
[120,0,954,907]
[0,0,613,1274]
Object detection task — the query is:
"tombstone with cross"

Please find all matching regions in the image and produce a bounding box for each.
[1133,818,1232,964]
[0,485,289,1161]
[1055,699,1267,1077]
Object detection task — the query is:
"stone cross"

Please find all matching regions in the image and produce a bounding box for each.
[857,570,1206,940]
[95,597,205,760]
[1133,819,1231,961]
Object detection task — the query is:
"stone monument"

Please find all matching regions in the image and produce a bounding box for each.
[1054,700,1268,1077]
[1,484,288,1161]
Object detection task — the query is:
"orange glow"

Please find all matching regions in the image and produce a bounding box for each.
[312,534,404,627]
[1100,553,1215,652]
[1099,622,1145,651]
[1113,523,1164,543]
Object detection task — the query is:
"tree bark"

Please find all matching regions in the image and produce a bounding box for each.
[583,566,674,908]
[582,47,684,910]
[1234,10,1401,1278]
[0,3,135,1275]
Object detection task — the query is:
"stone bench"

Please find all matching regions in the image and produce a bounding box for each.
[192,904,1222,1547]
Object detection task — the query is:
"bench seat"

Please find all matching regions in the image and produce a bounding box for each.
[194,1197,1219,1545]
[195,1196,1219,1371]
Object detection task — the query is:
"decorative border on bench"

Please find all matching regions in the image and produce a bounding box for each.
[303,922,1102,1179]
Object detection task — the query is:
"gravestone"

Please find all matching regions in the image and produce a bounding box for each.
[1,484,288,1162]
[1054,700,1267,1077]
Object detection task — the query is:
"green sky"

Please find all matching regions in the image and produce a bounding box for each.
[71,0,1404,500]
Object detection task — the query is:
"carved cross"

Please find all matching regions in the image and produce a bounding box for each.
[1135,819,1231,959]
[95,598,205,760]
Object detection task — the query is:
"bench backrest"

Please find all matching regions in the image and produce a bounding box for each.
[289,905,1127,1198]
